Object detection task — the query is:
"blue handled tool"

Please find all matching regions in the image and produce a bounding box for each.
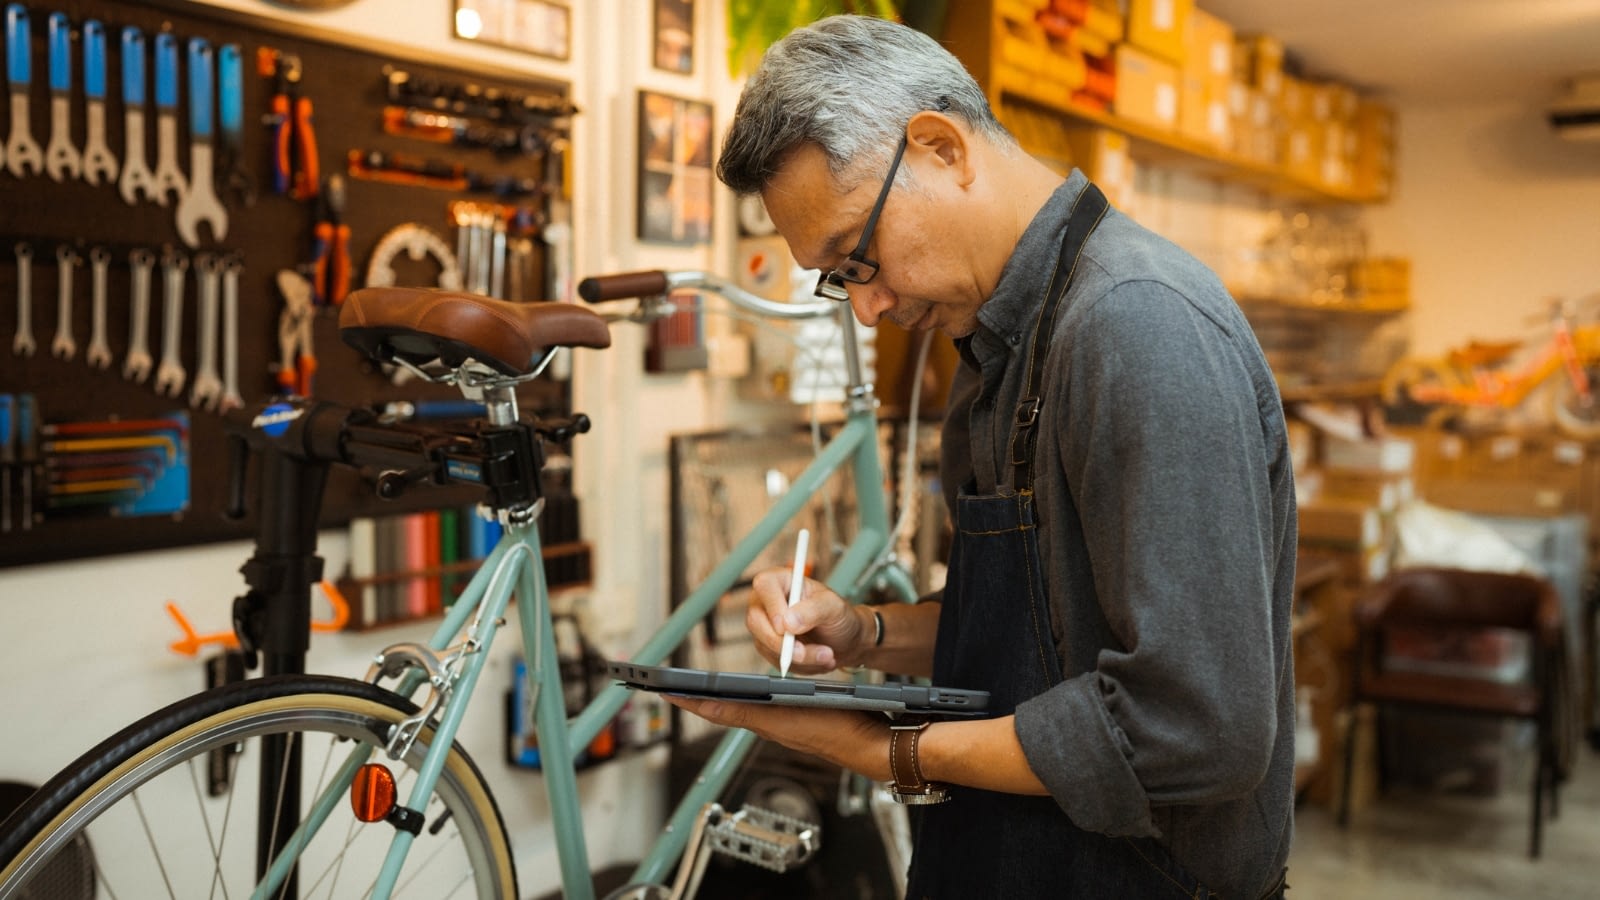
[17,393,36,531]
[44,12,82,181]
[118,26,156,204]
[5,3,43,177]
[0,394,14,533]
[80,18,118,185]
[175,37,229,246]
[215,43,254,206]
[150,31,188,206]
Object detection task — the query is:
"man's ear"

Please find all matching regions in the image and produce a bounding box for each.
[906,111,975,188]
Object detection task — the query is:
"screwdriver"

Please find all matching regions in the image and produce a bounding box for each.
[0,395,13,533]
[17,394,36,530]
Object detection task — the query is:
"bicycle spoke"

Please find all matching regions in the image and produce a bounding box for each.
[132,791,181,899]
[186,756,235,900]
[269,729,301,900]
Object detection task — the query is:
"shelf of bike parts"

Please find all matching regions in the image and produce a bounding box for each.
[0,0,578,567]
[336,542,592,632]
[940,2,1393,205]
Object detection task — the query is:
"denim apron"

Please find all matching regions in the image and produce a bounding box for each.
[904,183,1219,899]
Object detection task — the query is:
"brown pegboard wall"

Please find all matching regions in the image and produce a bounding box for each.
[0,0,576,566]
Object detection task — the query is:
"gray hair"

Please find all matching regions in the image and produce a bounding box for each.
[716,15,1015,197]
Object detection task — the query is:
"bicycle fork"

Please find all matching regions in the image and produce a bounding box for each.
[248,531,531,900]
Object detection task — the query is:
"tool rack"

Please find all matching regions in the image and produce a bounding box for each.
[0,0,580,569]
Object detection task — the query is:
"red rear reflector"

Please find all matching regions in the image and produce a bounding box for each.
[351,763,398,823]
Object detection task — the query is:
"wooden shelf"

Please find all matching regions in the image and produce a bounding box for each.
[999,91,1384,205]
[1238,294,1410,315]
[1278,380,1385,405]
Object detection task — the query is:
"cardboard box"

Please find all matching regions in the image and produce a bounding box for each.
[1126,0,1192,65]
[1113,43,1181,130]
[1061,124,1133,206]
[1235,33,1283,98]
[1322,433,1416,475]
[1299,497,1384,550]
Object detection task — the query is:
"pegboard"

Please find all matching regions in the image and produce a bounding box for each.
[0,0,578,567]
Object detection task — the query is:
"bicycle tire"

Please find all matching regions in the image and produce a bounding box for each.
[1550,364,1600,439]
[0,675,517,899]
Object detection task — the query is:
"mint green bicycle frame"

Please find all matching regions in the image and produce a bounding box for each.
[257,300,920,900]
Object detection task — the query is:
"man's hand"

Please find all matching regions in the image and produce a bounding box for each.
[746,567,874,674]
[663,694,893,782]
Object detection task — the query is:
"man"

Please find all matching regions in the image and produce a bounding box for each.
[668,15,1297,899]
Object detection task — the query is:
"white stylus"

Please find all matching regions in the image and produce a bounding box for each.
[778,528,810,678]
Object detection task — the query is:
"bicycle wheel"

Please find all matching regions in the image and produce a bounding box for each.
[1551,365,1600,439]
[0,675,517,899]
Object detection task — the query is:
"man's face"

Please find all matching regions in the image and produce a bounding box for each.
[760,141,984,338]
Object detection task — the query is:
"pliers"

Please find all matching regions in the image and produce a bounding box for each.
[262,49,318,201]
[311,173,350,305]
[275,270,316,396]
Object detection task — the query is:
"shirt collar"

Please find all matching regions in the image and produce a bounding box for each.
[967,170,1089,365]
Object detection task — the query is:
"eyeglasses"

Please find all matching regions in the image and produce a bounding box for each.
[814,135,909,302]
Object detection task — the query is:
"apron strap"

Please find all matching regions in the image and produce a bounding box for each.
[1008,181,1109,492]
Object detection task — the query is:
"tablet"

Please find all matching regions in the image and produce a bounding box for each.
[607,661,990,717]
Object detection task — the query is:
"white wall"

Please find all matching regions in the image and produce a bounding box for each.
[1369,101,1600,357]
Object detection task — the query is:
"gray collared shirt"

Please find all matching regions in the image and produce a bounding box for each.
[939,171,1298,899]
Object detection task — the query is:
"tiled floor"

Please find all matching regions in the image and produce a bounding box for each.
[1286,735,1600,899]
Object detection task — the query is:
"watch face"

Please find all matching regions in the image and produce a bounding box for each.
[737,195,777,237]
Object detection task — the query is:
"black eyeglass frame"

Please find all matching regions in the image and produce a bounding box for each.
[813,134,910,302]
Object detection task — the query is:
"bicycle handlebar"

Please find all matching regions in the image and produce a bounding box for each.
[578,269,839,322]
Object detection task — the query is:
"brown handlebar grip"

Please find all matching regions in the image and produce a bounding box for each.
[576,270,670,302]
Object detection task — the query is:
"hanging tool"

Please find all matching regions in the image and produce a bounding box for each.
[123,248,155,382]
[215,43,254,207]
[12,243,34,357]
[275,269,315,396]
[51,245,80,361]
[44,12,82,181]
[151,32,188,207]
[189,253,224,411]
[220,256,243,411]
[153,248,189,397]
[175,37,229,246]
[264,49,318,201]
[311,174,351,305]
[118,26,156,204]
[347,148,547,197]
[17,394,35,531]
[85,247,112,369]
[0,395,13,533]
[80,19,117,185]
[5,4,43,178]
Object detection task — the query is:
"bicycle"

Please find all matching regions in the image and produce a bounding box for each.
[0,270,926,899]
[1381,296,1600,438]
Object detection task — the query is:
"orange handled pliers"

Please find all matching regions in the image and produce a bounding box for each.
[311,174,350,305]
[261,49,319,201]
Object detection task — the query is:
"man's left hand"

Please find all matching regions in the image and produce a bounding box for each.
[663,694,892,782]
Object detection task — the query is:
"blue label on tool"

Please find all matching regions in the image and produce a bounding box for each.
[121,27,144,105]
[84,20,105,98]
[252,403,303,437]
[47,13,68,92]
[446,460,483,483]
[154,32,177,109]
[6,4,31,86]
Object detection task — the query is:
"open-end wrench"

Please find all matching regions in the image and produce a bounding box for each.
[85,247,113,369]
[220,255,243,411]
[117,27,156,205]
[215,43,254,208]
[80,20,117,186]
[123,248,155,382]
[51,245,80,360]
[44,13,82,182]
[153,248,188,397]
[189,253,223,411]
[5,4,44,178]
[12,244,35,357]
[175,38,228,247]
[150,33,188,208]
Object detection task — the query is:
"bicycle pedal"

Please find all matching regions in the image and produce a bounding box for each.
[705,804,820,873]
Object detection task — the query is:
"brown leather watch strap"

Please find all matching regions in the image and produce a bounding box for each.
[889,717,949,804]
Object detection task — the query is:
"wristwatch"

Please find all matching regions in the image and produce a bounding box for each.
[888,716,950,804]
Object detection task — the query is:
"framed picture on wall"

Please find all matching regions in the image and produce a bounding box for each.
[652,0,694,73]
[453,0,571,61]
[637,90,714,245]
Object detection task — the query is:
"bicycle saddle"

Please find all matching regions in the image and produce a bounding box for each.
[340,287,612,377]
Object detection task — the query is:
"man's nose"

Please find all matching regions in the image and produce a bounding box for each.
[848,284,894,328]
